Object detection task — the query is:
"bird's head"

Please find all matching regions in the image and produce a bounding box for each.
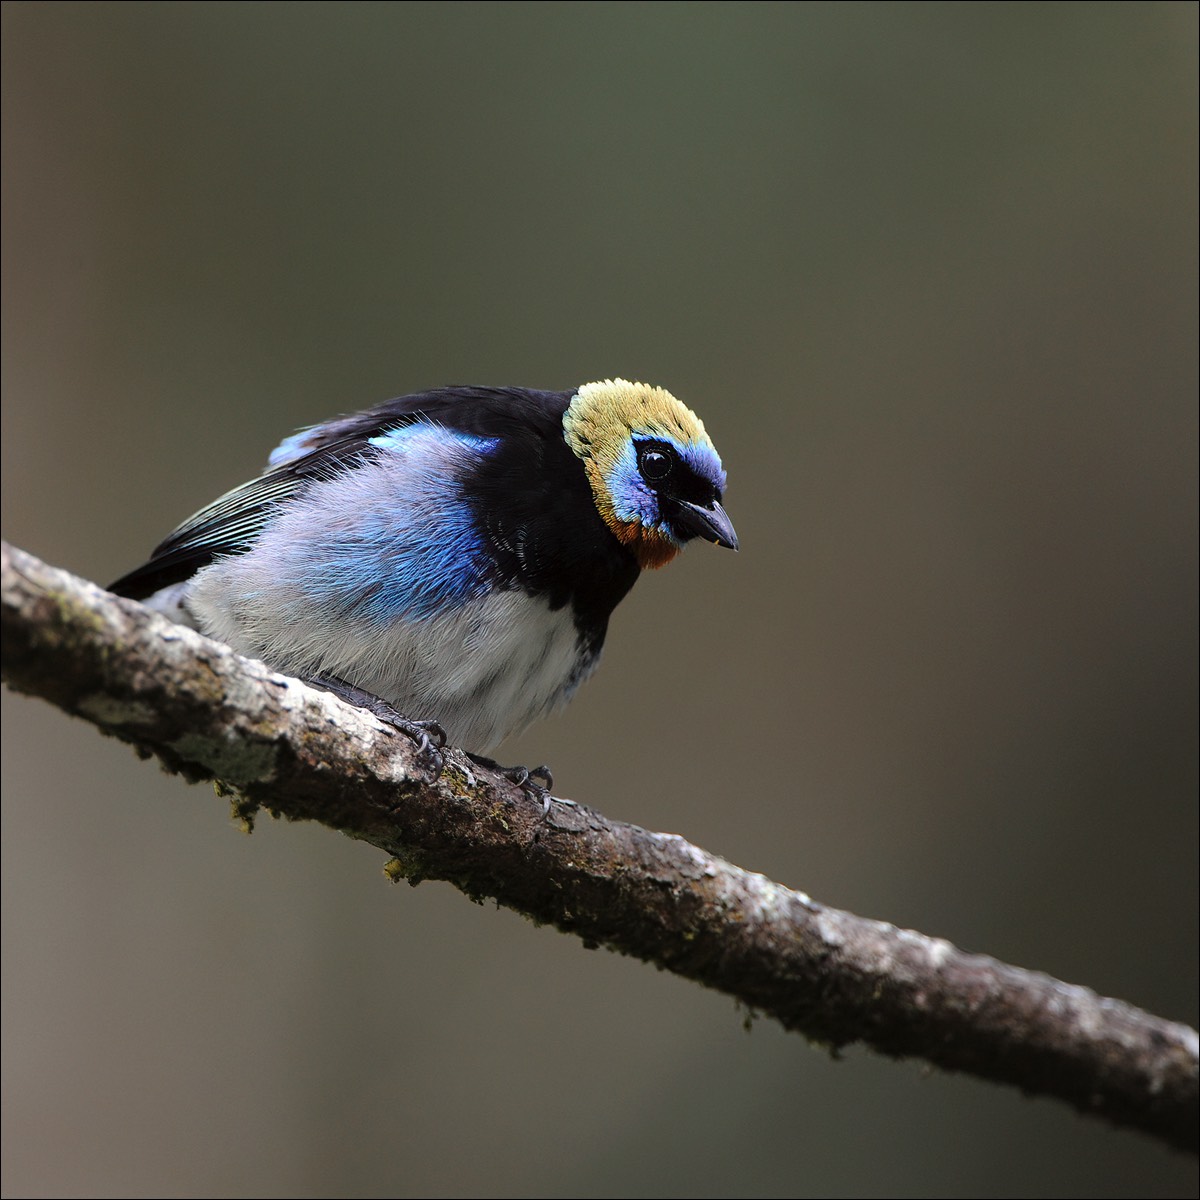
[563,379,737,569]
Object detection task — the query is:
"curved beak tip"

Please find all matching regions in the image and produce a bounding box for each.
[709,502,738,552]
[677,499,738,552]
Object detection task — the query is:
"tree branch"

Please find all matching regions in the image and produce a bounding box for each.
[2,539,1196,1154]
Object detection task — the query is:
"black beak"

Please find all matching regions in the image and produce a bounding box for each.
[672,499,739,550]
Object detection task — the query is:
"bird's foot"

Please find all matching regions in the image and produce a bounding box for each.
[467,753,555,813]
[305,672,446,780]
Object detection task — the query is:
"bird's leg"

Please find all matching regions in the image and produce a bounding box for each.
[304,672,446,779]
[466,752,555,812]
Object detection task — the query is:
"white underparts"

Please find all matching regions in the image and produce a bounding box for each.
[144,572,593,753]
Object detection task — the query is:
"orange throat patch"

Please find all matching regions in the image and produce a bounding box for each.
[609,519,681,570]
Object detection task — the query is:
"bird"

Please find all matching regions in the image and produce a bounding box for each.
[109,379,737,786]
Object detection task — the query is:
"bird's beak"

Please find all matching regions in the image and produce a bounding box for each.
[674,499,739,551]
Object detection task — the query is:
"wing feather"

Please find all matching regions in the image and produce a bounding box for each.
[108,386,573,600]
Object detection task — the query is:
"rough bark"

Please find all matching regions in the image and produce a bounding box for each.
[2,539,1196,1154]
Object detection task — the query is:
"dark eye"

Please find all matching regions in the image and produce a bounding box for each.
[638,444,674,482]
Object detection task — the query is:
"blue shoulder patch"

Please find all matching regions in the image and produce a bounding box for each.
[367,424,500,456]
[259,422,503,624]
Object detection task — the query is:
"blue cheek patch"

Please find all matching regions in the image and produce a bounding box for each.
[605,439,660,528]
[604,435,727,538]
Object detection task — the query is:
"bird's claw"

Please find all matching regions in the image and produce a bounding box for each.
[407,718,447,751]
[499,763,554,812]
[304,672,446,781]
[467,754,555,812]
[358,706,446,782]
[399,718,447,782]
[501,763,553,792]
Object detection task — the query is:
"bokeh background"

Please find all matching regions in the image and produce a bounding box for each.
[3,4,1196,1197]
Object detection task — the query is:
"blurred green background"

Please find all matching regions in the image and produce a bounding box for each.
[3,3,1196,1197]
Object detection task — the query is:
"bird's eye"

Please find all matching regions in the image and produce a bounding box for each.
[638,445,674,482]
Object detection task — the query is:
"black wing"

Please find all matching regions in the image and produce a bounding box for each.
[108,386,574,600]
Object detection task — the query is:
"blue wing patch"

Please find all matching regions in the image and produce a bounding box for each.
[110,412,502,606]
[237,423,504,624]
